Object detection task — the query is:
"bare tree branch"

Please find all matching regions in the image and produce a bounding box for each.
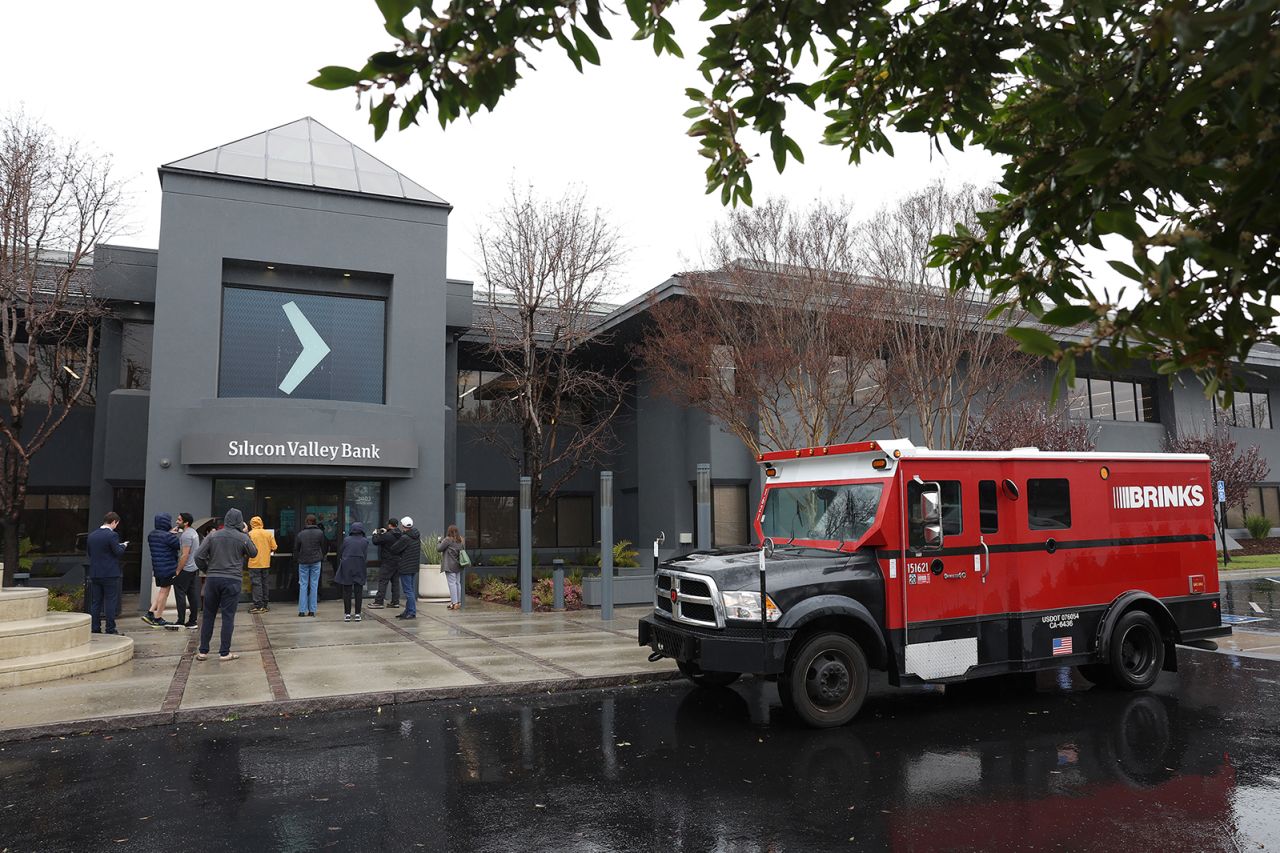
[471,183,628,521]
[640,198,894,456]
[0,111,120,584]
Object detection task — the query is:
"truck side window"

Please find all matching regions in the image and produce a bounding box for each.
[907,480,963,547]
[979,480,998,534]
[1028,478,1072,530]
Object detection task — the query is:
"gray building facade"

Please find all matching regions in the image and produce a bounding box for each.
[13,117,1280,599]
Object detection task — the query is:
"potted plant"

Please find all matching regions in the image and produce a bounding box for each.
[418,532,449,601]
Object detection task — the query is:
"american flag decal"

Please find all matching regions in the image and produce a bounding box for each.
[1052,637,1073,656]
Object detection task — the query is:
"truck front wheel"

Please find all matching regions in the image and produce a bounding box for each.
[783,633,869,728]
[677,661,741,688]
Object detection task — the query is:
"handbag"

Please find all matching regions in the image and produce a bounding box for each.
[458,548,471,568]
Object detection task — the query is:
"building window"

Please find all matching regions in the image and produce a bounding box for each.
[1226,485,1280,529]
[1217,391,1271,430]
[1066,378,1158,422]
[218,286,386,404]
[120,321,153,390]
[20,493,90,555]
[465,493,594,550]
[457,370,519,422]
[979,480,999,534]
[712,484,750,546]
[1028,479,1072,530]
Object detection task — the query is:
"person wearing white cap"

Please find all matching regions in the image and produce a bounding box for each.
[391,515,421,619]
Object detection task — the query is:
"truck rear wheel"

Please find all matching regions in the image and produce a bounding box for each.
[677,660,741,688]
[1107,610,1165,691]
[783,632,868,728]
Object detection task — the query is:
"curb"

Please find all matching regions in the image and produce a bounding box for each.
[0,669,683,744]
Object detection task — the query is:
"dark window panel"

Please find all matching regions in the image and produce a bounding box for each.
[1028,479,1072,530]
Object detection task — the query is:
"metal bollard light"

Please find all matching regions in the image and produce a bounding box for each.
[552,558,565,611]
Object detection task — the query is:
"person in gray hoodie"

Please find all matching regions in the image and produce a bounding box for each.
[193,508,257,661]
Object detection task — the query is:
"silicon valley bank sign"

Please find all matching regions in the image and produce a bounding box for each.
[181,434,418,470]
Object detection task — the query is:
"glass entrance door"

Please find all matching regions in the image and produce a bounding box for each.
[211,478,386,602]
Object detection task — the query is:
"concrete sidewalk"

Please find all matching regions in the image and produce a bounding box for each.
[0,598,673,741]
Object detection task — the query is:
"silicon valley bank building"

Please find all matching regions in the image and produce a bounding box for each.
[23,117,1280,602]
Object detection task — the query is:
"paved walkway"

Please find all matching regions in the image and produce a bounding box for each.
[0,598,673,741]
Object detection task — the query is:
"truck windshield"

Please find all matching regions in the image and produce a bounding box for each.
[760,483,884,544]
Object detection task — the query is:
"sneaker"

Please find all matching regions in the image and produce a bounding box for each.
[353,614,362,622]
[141,612,157,626]
[367,602,384,609]
[184,622,198,629]
[343,614,352,622]
[249,606,263,614]
[105,629,122,635]
[307,611,316,617]
[298,612,307,618]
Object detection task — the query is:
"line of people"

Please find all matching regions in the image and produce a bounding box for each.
[85,505,460,662]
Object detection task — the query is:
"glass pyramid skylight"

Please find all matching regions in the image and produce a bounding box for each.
[162,117,447,205]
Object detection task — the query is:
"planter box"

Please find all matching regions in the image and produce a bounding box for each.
[581,569,655,607]
[418,564,449,600]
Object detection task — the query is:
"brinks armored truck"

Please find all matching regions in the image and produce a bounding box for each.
[639,440,1230,727]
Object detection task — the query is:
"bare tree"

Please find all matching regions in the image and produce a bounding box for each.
[965,399,1097,452]
[859,181,1036,450]
[0,112,120,584]
[1165,424,1269,516]
[640,198,893,457]
[471,184,626,523]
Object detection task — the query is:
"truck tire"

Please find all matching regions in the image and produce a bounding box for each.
[784,632,868,728]
[677,660,741,688]
[1106,610,1165,691]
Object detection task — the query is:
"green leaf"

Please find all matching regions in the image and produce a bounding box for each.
[1040,304,1097,327]
[374,0,414,26]
[1106,260,1145,282]
[309,66,364,91]
[1006,327,1061,358]
[572,25,601,66]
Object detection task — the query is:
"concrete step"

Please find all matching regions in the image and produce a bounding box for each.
[0,588,49,623]
[0,633,134,689]
[0,612,91,660]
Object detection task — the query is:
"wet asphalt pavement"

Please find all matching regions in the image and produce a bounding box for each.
[2,641,1277,853]
[1222,574,1280,634]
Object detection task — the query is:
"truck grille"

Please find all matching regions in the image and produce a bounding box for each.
[654,569,722,628]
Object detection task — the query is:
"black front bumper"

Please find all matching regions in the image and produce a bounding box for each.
[1180,625,1233,643]
[639,613,791,675]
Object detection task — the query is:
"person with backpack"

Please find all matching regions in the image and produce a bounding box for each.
[439,525,465,610]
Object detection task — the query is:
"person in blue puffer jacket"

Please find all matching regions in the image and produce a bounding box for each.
[144,512,181,628]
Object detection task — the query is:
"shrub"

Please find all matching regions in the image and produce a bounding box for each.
[593,540,640,569]
[1244,514,1273,541]
[47,585,84,612]
[503,585,521,603]
[421,533,442,564]
[488,554,518,568]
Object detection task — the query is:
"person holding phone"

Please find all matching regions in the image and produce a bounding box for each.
[86,511,127,635]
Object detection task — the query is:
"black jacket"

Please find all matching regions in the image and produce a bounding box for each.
[371,527,400,581]
[294,524,328,565]
[390,526,421,576]
[335,524,369,586]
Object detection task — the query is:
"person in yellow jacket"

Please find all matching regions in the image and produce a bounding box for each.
[247,516,277,614]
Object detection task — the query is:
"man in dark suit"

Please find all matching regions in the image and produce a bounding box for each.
[86,511,128,634]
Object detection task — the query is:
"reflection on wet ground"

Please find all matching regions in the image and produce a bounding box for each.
[1222,575,1280,634]
[1,649,1276,852]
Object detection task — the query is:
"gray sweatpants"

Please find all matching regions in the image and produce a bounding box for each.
[250,569,270,608]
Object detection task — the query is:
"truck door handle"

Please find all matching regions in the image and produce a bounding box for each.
[979,537,990,584]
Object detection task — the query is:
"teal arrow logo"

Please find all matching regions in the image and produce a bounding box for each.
[278,301,331,394]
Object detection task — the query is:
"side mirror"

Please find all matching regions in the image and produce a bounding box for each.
[1002,479,1020,501]
[919,484,943,550]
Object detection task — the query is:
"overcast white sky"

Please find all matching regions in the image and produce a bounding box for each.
[2,1,1007,301]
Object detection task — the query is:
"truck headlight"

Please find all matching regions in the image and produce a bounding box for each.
[721,590,781,622]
